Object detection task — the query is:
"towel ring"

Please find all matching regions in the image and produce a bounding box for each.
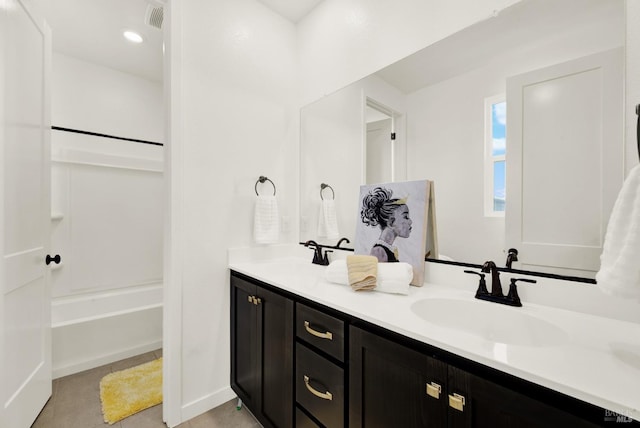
[255,176,276,196]
[636,103,639,162]
[320,183,335,200]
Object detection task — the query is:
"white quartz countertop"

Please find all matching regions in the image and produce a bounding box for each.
[229,256,640,422]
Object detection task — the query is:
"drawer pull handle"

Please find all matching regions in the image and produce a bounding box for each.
[448,393,466,412]
[303,375,333,401]
[426,382,441,399]
[304,321,333,340]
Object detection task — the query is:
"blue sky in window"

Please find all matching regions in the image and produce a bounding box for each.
[493,160,506,211]
[492,101,506,156]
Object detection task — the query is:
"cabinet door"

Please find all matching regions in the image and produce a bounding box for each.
[258,286,294,428]
[447,366,600,428]
[230,276,258,409]
[350,326,447,428]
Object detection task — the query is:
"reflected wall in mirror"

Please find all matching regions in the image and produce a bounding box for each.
[300,77,407,244]
[365,99,401,184]
[299,0,625,280]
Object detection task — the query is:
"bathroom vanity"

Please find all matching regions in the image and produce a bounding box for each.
[229,254,640,428]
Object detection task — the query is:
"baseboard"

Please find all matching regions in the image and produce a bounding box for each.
[52,340,163,379]
[180,385,237,424]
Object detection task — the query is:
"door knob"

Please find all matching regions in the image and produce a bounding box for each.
[45,254,61,265]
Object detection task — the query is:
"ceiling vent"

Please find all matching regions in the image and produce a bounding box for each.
[145,3,164,30]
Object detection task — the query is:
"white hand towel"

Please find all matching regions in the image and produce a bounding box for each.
[596,164,640,299]
[254,195,280,244]
[377,263,415,294]
[324,260,414,295]
[318,199,340,239]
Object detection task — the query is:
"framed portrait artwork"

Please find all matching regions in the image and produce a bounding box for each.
[354,179,438,286]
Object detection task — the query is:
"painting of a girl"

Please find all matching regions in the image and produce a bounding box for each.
[355,180,435,286]
[360,187,412,262]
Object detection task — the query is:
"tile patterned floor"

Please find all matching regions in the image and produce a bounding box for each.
[31,350,259,428]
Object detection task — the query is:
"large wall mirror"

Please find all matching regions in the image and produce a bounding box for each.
[299,0,625,281]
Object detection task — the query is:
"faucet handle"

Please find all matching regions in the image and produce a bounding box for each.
[322,250,333,266]
[506,278,537,306]
[464,270,488,297]
[464,270,483,277]
[305,242,321,264]
[510,278,537,285]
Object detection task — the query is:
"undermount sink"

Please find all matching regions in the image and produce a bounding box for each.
[410,298,568,347]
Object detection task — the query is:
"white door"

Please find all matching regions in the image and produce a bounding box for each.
[0,1,52,427]
[506,48,623,277]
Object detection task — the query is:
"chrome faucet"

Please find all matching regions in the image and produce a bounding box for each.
[465,261,536,307]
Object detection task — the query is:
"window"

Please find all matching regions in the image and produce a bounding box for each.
[484,95,506,216]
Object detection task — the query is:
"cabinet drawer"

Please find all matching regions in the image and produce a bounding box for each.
[296,302,345,361]
[295,407,321,428]
[296,343,344,428]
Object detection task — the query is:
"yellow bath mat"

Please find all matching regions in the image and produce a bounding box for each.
[100,357,163,424]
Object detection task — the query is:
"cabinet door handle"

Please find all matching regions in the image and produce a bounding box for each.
[247,295,253,303]
[426,382,441,399]
[255,297,261,305]
[303,375,333,401]
[448,393,466,412]
[304,321,333,340]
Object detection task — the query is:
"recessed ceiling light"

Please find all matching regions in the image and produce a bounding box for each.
[123,30,144,44]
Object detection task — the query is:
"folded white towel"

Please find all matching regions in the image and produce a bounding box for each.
[318,199,340,239]
[254,195,280,244]
[324,260,414,295]
[596,164,640,299]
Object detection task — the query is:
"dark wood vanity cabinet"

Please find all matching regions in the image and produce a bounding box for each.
[349,326,448,427]
[350,325,602,428]
[230,273,294,428]
[447,366,601,428]
[231,271,625,428]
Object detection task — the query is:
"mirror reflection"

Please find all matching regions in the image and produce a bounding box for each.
[365,99,400,184]
[299,0,624,280]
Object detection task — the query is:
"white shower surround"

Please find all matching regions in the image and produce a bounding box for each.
[50,53,164,378]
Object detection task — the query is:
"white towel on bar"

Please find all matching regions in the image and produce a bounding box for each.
[596,164,640,299]
[254,195,280,244]
[324,260,414,295]
[318,199,339,239]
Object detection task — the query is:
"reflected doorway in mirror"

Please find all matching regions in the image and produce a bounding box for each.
[355,179,437,286]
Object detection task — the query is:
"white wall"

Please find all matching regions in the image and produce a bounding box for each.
[299,74,406,247]
[167,0,298,422]
[50,53,164,377]
[297,0,522,106]
[52,53,164,143]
